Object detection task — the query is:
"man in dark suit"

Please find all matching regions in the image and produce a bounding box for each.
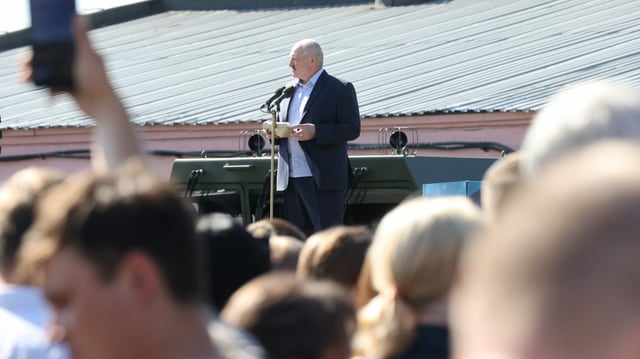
[270,39,360,236]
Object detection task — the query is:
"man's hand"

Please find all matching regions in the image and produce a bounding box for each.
[22,15,144,173]
[21,16,120,120]
[262,121,274,140]
[291,123,316,141]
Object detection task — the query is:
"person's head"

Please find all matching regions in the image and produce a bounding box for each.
[297,225,372,291]
[0,167,65,283]
[222,272,355,359]
[520,80,640,177]
[269,235,303,271]
[289,39,324,84]
[354,251,377,310]
[18,160,205,359]
[453,140,640,359]
[196,212,270,310]
[480,152,523,221]
[247,218,307,242]
[354,196,484,359]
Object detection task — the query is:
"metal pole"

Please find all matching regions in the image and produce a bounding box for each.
[269,110,277,220]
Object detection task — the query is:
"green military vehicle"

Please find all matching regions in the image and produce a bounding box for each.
[170,154,496,226]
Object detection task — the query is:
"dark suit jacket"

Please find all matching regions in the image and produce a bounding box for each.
[277,70,360,191]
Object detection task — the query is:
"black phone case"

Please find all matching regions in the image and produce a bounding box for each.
[29,0,76,89]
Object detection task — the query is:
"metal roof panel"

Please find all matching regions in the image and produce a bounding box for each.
[1,0,639,129]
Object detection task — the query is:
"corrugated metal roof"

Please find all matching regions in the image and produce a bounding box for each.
[0,0,639,129]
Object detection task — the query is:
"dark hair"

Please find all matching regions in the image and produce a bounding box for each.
[196,212,270,309]
[246,218,307,242]
[27,160,204,303]
[222,272,355,359]
[298,225,372,288]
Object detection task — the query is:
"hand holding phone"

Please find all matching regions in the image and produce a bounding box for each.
[24,14,143,173]
[30,0,76,89]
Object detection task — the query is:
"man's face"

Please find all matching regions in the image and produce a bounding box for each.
[289,45,316,84]
[44,247,134,359]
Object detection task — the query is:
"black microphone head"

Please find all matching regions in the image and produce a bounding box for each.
[282,85,296,97]
[262,86,288,110]
[265,85,297,111]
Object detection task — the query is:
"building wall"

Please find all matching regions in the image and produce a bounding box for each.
[0,112,533,181]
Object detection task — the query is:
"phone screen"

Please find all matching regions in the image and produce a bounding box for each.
[29,0,76,88]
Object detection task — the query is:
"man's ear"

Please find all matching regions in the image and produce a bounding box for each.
[117,250,162,307]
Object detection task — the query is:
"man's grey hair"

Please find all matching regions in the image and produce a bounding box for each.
[293,39,324,69]
[520,80,640,177]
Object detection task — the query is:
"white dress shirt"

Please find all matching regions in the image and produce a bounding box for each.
[287,68,324,178]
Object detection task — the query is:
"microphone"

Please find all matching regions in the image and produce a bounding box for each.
[269,85,296,111]
[260,86,286,111]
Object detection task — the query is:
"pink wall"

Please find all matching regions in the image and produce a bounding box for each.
[0,112,533,181]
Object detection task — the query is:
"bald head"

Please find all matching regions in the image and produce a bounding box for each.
[454,140,640,359]
[520,80,640,177]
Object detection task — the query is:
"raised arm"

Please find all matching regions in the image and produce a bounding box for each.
[23,16,145,173]
[70,16,144,173]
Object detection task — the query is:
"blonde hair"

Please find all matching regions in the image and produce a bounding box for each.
[0,167,65,283]
[354,196,484,358]
[481,152,523,221]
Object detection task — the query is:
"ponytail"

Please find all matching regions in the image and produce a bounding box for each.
[352,290,417,358]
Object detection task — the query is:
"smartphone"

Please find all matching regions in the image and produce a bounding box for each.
[29,0,76,89]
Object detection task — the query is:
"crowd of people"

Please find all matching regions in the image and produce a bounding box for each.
[3,14,640,359]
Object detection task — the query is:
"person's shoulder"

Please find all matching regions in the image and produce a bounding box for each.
[0,308,47,338]
[208,315,267,359]
[318,70,342,82]
[0,308,53,356]
[0,285,53,327]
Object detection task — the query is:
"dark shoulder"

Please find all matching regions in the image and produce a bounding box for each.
[393,325,450,359]
[322,71,352,88]
[208,316,267,359]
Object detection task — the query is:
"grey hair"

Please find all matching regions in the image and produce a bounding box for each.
[294,38,324,69]
[520,80,640,177]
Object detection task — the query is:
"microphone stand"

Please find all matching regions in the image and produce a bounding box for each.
[262,85,294,220]
[269,108,277,220]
